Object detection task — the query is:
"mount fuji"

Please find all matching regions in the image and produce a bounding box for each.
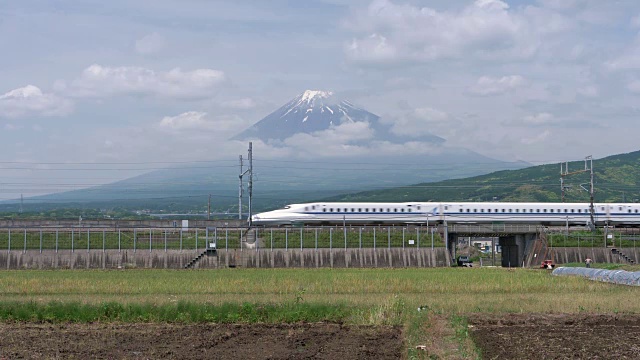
[233,90,446,144]
[233,90,380,141]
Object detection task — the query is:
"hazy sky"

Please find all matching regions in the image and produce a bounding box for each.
[2,0,640,198]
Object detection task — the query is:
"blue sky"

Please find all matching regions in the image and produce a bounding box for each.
[2,0,640,198]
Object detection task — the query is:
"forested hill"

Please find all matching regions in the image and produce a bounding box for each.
[326,150,640,203]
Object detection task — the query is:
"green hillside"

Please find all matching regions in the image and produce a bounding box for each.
[326,151,640,203]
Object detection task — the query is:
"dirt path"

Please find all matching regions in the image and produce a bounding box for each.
[0,323,403,360]
[469,314,640,359]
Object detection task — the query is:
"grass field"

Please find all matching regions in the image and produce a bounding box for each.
[1,268,638,358]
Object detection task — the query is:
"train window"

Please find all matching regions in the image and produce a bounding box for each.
[509,209,513,213]
[619,207,623,211]
[460,209,464,212]
[481,209,484,213]
[537,209,540,213]
[601,207,605,211]
[401,209,405,212]
[330,208,334,212]
[351,208,355,212]
[466,209,470,212]
[516,209,519,213]
[488,209,491,213]
[543,209,547,213]
[305,207,308,211]
[417,206,421,210]
[564,209,567,213]
[359,208,362,212]
[387,208,390,212]
[550,209,553,213]
[502,209,505,212]
[380,208,383,212]
[323,209,326,212]
[636,209,638,213]
[312,206,316,210]
[365,208,369,212]
[495,209,498,213]
[473,209,477,212]
[578,209,581,213]
[372,209,376,212]
[571,209,574,213]
[445,206,449,210]
[629,209,632,213]
[529,209,533,213]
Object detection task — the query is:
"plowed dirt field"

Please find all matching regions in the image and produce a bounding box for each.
[470,314,640,359]
[0,323,402,359]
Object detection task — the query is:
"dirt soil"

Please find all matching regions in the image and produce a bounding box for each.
[0,322,402,360]
[469,314,640,360]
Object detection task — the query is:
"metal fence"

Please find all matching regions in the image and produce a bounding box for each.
[0,225,444,252]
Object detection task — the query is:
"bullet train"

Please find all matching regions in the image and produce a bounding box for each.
[251,202,640,226]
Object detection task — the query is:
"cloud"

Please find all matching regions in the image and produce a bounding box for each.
[522,112,554,125]
[577,85,598,98]
[468,75,526,96]
[0,85,73,118]
[279,121,376,157]
[135,32,165,54]
[345,0,544,64]
[381,107,449,138]
[64,64,226,99]
[158,111,248,135]
[159,111,211,131]
[221,98,257,109]
[521,129,550,144]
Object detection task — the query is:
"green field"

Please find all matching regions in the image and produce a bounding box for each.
[1,268,638,358]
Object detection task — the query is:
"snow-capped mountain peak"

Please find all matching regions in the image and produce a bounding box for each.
[300,90,333,104]
[232,90,379,141]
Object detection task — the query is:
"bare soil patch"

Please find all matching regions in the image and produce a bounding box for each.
[0,322,402,360]
[469,314,640,360]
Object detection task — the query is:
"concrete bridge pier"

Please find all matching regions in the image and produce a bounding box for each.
[499,234,536,268]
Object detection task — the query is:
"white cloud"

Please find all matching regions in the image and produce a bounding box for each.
[135,32,165,54]
[0,85,73,118]
[221,98,257,110]
[522,112,554,125]
[468,75,526,96]
[280,122,375,157]
[381,107,448,138]
[65,64,226,99]
[345,0,544,64]
[158,111,248,135]
[159,111,214,131]
[521,130,550,144]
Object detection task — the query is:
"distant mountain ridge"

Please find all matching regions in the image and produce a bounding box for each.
[325,150,640,204]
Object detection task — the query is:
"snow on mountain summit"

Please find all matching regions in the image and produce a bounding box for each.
[299,90,333,104]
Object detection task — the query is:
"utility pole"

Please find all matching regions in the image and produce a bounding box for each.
[238,142,253,225]
[560,155,595,229]
[248,142,253,227]
[238,155,244,220]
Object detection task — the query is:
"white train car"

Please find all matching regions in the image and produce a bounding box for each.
[251,202,640,226]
